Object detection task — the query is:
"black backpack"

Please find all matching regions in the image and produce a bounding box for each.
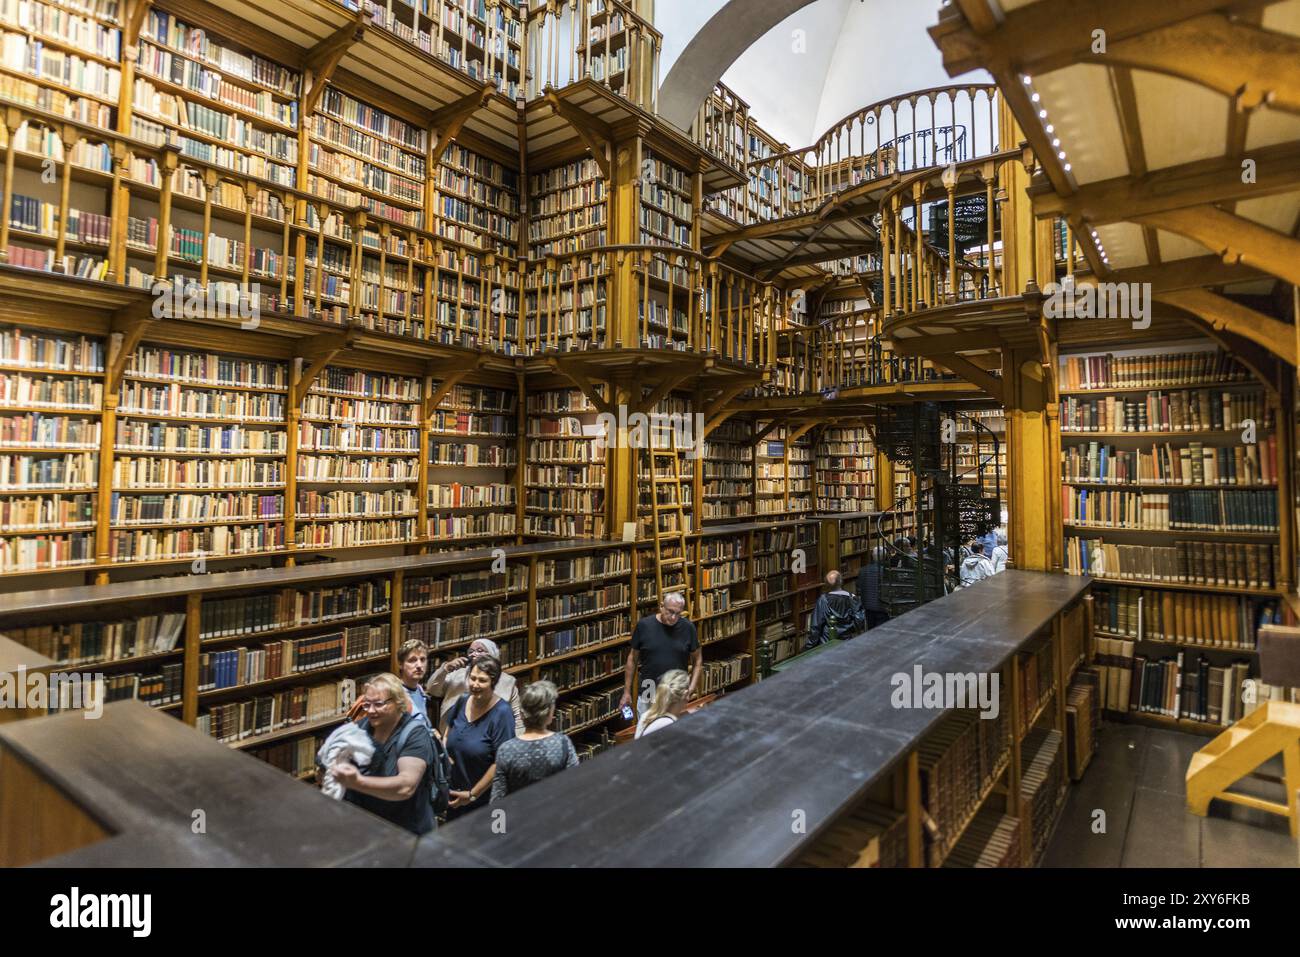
[824,592,866,642]
[382,715,453,816]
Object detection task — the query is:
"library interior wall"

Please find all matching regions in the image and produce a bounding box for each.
[0,0,1294,867]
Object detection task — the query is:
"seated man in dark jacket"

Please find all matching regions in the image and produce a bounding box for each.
[804,571,866,650]
[854,547,889,630]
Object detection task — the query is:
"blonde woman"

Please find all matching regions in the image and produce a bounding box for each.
[332,673,436,835]
[635,669,691,739]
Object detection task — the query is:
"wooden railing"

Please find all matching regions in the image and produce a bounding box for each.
[524,0,660,112]
[739,84,1001,223]
[334,0,660,111]
[0,103,781,368]
[689,81,750,174]
[519,243,784,365]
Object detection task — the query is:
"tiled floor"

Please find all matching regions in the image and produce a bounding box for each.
[1042,723,1299,867]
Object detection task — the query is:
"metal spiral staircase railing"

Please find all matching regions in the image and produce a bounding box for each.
[870,403,1002,617]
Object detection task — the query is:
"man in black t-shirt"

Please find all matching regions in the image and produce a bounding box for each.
[334,674,436,836]
[620,592,702,720]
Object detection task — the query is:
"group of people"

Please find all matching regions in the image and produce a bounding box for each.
[326,592,703,835]
[803,527,1010,650]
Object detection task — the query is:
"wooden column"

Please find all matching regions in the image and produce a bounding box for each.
[610,137,640,348]
[1004,347,1060,572]
[0,107,21,263]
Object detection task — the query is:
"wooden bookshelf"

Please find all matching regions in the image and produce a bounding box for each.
[815,424,874,514]
[524,387,606,539]
[1063,345,1294,740]
[701,416,753,523]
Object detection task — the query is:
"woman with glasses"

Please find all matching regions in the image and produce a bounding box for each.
[442,656,515,821]
[332,673,436,835]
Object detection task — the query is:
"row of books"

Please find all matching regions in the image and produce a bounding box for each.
[403,601,527,648]
[0,451,95,487]
[1093,585,1279,649]
[197,679,350,744]
[699,653,752,694]
[197,624,389,690]
[201,580,392,639]
[6,611,184,666]
[297,489,414,518]
[111,456,282,487]
[1062,438,1276,486]
[426,512,515,538]
[1093,638,1297,725]
[110,491,281,525]
[0,328,103,372]
[115,422,285,454]
[295,455,418,483]
[1059,391,1269,432]
[295,518,416,547]
[402,565,527,607]
[107,524,284,561]
[0,529,94,569]
[918,705,1012,860]
[0,491,92,529]
[118,383,284,420]
[1060,351,1249,390]
[1062,488,1279,532]
[1065,537,1280,589]
[141,9,300,96]
[536,583,629,624]
[1,373,102,408]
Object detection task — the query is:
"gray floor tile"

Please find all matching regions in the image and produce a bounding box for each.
[1201,811,1299,867]
[1121,785,1202,867]
[1139,727,1202,796]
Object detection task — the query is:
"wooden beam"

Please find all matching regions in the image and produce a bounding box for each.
[788,421,818,444]
[550,360,614,416]
[123,0,152,48]
[889,330,1004,356]
[429,83,496,166]
[1031,139,1300,224]
[704,379,757,422]
[1135,206,1300,287]
[545,92,613,179]
[423,366,477,420]
[931,353,1004,404]
[292,328,360,406]
[1102,14,1300,114]
[1096,255,1268,294]
[1189,321,1280,400]
[751,413,793,447]
[1157,288,1296,365]
[105,314,153,393]
[302,10,368,117]
[636,369,696,415]
[933,0,1273,78]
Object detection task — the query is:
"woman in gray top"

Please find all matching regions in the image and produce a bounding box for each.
[490,680,578,801]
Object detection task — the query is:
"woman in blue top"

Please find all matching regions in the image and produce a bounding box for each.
[441,655,515,821]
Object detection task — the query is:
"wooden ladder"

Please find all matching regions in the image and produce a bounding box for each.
[1185,701,1300,838]
[646,430,693,616]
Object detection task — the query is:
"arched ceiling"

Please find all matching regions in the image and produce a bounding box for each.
[658,0,989,147]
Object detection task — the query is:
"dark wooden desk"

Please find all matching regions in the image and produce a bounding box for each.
[415,570,1090,867]
[0,570,1089,867]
